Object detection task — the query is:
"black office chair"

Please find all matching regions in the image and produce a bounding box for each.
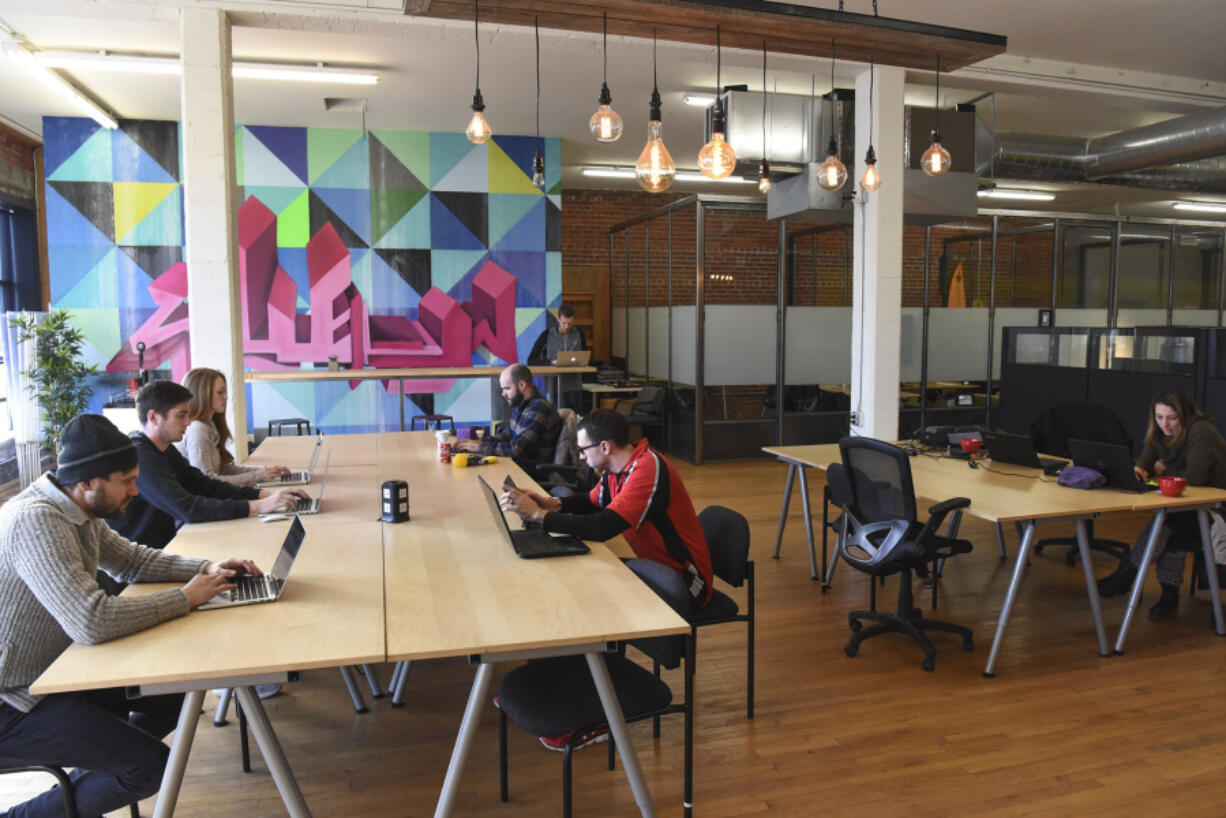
[0,764,140,817]
[683,506,754,719]
[837,436,975,671]
[615,386,667,443]
[1031,403,1134,564]
[535,408,596,497]
[496,559,693,818]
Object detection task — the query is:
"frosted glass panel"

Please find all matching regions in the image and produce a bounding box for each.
[1117,309,1168,328]
[926,308,989,381]
[648,308,671,378]
[612,307,626,358]
[627,309,647,376]
[992,308,1041,378]
[671,307,697,385]
[1053,308,1108,327]
[784,307,851,384]
[704,305,777,386]
[1172,309,1219,327]
[899,309,923,382]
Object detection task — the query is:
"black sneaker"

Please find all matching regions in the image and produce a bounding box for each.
[1148,585,1180,621]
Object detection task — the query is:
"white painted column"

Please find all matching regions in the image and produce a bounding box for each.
[180,8,249,457]
[848,64,905,441]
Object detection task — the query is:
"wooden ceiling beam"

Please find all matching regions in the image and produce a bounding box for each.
[410,0,1007,71]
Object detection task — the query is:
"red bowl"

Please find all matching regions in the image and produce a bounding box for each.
[1158,476,1187,497]
[959,438,982,453]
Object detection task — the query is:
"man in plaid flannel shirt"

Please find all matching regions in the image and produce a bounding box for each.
[456,364,561,471]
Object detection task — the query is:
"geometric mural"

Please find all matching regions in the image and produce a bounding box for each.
[43,116,562,433]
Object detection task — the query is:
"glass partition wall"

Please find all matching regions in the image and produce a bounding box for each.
[611,196,1226,463]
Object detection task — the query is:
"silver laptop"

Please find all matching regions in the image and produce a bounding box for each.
[292,450,331,515]
[554,349,591,366]
[256,433,323,488]
[476,475,589,559]
[198,517,306,610]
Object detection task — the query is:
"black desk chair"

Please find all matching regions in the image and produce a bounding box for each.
[615,386,667,444]
[496,559,694,817]
[837,436,975,671]
[0,764,140,817]
[1031,403,1133,564]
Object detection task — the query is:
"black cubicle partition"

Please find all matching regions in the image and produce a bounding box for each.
[1204,331,1226,431]
[999,327,1091,437]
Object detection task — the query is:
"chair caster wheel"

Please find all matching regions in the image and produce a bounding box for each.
[1064,550,1079,567]
[848,618,862,632]
[922,657,935,672]
[912,607,923,618]
[844,643,859,658]
[963,639,975,652]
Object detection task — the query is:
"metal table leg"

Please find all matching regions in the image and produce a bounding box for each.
[797,466,819,580]
[585,652,657,818]
[772,462,796,559]
[338,666,368,713]
[399,378,406,431]
[1074,519,1111,657]
[152,689,205,818]
[983,520,1038,677]
[1114,508,1167,654]
[435,662,496,818]
[391,660,411,707]
[233,686,312,817]
[1198,508,1226,636]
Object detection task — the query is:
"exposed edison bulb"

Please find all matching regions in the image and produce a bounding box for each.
[635,120,675,193]
[590,105,624,143]
[817,139,848,191]
[698,131,737,180]
[466,108,492,145]
[860,159,882,191]
[531,151,546,191]
[757,160,772,195]
[921,135,952,176]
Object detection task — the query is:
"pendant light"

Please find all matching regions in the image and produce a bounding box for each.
[635,31,675,193]
[465,0,492,144]
[757,41,771,195]
[816,40,848,191]
[531,17,546,190]
[697,25,736,180]
[859,61,882,191]
[589,13,623,142]
[921,54,952,176]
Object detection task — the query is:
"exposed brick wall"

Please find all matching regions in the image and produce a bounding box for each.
[0,122,37,174]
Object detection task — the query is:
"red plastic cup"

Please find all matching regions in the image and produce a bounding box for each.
[1158,475,1187,497]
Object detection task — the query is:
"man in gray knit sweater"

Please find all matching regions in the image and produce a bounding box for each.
[0,414,261,818]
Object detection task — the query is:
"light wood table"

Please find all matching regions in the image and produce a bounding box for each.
[247,432,378,468]
[764,442,1226,676]
[378,432,690,818]
[245,365,596,431]
[31,515,386,818]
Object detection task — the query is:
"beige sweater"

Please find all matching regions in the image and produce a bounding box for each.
[176,419,261,485]
[0,474,207,712]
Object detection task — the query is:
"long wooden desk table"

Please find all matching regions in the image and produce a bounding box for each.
[245,365,596,431]
[764,443,1226,676]
[34,432,688,818]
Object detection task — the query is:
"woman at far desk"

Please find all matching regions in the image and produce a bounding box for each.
[1097,387,1226,620]
[177,368,291,485]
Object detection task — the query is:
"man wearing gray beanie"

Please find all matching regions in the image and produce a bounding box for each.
[0,413,264,817]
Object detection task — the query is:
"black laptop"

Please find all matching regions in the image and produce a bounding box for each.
[477,475,590,558]
[1067,439,1156,493]
[982,431,1065,471]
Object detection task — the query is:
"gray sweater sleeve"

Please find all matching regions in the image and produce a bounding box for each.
[97,521,210,585]
[10,513,198,645]
[180,421,260,485]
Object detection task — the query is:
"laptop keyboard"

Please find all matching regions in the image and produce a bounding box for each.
[512,530,586,557]
[294,497,317,513]
[233,575,280,602]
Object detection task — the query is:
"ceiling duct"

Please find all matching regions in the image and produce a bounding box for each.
[984,105,1226,194]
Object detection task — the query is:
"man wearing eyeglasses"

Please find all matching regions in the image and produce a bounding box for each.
[501,408,712,609]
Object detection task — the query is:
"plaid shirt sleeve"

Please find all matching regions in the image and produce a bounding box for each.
[479,396,553,458]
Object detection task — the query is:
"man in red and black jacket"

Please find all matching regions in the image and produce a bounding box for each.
[501,408,713,609]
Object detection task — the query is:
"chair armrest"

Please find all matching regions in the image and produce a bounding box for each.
[917,497,971,540]
[612,398,635,412]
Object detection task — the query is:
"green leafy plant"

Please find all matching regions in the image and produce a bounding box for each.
[12,309,99,451]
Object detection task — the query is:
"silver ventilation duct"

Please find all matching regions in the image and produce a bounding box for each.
[984,106,1226,194]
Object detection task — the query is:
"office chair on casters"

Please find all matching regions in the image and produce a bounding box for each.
[1031,403,1133,565]
[615,386,667,444]
[535,408,596,497]
[0,764,140,817]
[495,559,693,818]
[837,437,975,671]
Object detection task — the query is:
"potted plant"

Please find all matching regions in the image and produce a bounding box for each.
[12,309,99,453]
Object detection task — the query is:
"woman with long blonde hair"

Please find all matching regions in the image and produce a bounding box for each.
[177,368,290,485]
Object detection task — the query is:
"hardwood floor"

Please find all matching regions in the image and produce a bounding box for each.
[98,458,1226,816]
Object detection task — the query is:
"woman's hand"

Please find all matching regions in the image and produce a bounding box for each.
[1134,466,1150,482]
[1153,460,1167,476]
[258,465,291,480]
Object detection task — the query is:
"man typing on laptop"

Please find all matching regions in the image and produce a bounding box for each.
[527,303,587,411]
[454,364,561,473]
[0,414,261,817]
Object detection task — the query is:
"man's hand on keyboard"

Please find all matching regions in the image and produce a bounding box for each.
[183,573,238,609]
[252,488,310,515]
[204,557,263,579]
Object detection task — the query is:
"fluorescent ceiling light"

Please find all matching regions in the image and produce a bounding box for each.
[35,50,379,85]
[0,40,117,129]
[582,167,753,184]
[977,188,1056,202]
[1172,201,1226,214]
[683,93,716,107]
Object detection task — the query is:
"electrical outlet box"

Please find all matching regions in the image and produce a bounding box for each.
[848,411,861,426]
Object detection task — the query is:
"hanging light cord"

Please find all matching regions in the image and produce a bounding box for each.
[715,25,721,101]
[473,0,480,93]
[934,54,941,134]
[602,12,608,84]
[868,61,875,151]
[535,16,541,146]
[828,40,837,148]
